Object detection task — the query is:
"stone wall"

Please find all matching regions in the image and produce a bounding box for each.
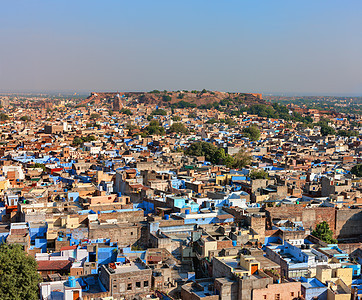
[335,209,362,240]
[238,276,272,300]
[89,224,140,247]
[97,210,144,223]
[265,206,336,235]
[338,242,362,255]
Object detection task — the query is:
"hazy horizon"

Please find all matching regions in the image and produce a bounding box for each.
[1,1,361,95]
[1,90,362,98]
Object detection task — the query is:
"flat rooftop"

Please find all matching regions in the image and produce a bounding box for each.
[109,262,148,274]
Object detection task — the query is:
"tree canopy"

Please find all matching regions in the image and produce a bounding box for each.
[351,164,362,177]
[170,100,197,109]
[0,113,9,121]
[312,221,337,244]
[162,95,172,102]
[20,116,31,122]
[72,135,96,147]
[145,120,165,135]
[185,141,233,168]
[90,113,100,119]
[0,244,41,300]
[316,118,335,136]
[233,149,252,169]
[150,109,167,116]
[172,116,182,121]
[169,122,188,134]
[249,169,269,179]
[337,129,359,137]
[242,125,261,141]
[29,163,46,171]
[120,108,133,115]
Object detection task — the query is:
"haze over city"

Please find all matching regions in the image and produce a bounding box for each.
[1,0,362,95]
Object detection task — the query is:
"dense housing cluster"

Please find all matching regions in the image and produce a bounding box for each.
[0,91,361,300]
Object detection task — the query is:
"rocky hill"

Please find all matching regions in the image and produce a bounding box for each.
[81,90,266,108]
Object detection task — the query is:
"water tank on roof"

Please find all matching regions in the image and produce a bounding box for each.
[164,214,169,220]
[232,240,237,247]
[64,188,67,193]
[117,192,122,197]
[185,209,190,215]
[68,276,76,287]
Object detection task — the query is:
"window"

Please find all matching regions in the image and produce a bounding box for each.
[263,296,267,299]
[127,283,132,291]
[144,281,149,287]
[136,282,141,288]
[291,292,294,297]
[275,294,280,300]
[131,232,133,235]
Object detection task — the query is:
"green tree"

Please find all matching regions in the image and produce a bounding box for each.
[90,113,100,119]
[145,120,165,135]
[312,221,337,244]
[162,95,172,102]
[242,125,261,141]
[351,164,362,177]
[169,122,188,134]
[249,169,269,179]
[215,148,234,168]
[185,141,234,167]
[72,135,96,147]
[0,113,9,121]
[316,118,335,136]
[120,108,132,115]
[233,149,252,169]
[0,244,41,300]
[20,116,31,122]
[170,101,197,109]
[150,109,167,116]
[206,118,219,124]
[221,118,237,126]
[72,137,83,146]
[172,116,181,121]
[320,124,335,136]
[29,163,46,171]
[337,129,359,137]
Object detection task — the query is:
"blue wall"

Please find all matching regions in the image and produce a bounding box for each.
[67,192,79,202]
[97,246,118,266]
[29,224,47,242]
[35,238,47,253]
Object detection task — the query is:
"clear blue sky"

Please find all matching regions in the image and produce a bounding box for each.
[1,0,362,95]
